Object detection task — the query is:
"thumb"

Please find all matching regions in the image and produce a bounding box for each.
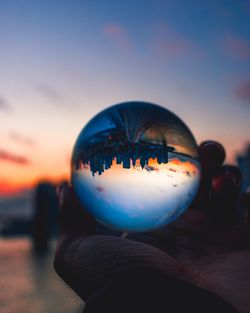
[57,183,96,235]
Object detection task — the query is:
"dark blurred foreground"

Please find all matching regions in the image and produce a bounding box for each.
[0,181,84,313]
[0,144,250,313]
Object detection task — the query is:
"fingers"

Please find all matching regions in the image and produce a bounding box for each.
[54,233,191,303]
[57,183,96,236]
[192,141,226,210]
[241,189,250,225]
[198,141,225,174]
[208,165,242,224]
[241,189,250,208]
[192,141,243,226]
[211,165,242,194]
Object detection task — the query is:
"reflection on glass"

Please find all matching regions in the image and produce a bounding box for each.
[71,101,201,232]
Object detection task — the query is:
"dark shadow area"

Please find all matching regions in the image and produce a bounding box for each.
[32,182,59,254]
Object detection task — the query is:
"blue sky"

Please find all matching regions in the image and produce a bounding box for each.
[0,0,249,192]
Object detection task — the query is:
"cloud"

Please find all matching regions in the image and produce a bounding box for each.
[235,82,250,103]
[0,180,30,197]
[35,83,79,111]
[9,131,34,147]
[35,83,63,102]
[103,23,131,51]
[145,165,158,172]
[0,149,30,165]
[155,39,195,57]
[221,36,250,60]
[0,97,11,113]
[152,23,202,59]
[96,186,105,192]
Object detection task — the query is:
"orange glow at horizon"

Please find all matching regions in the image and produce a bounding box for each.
[0,159,70,196]
[0,123,242,198]
[0,173,69,197]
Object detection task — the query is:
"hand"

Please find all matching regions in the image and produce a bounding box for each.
[54,141,250,313]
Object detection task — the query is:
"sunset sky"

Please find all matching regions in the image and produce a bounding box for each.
[0,0,250,195]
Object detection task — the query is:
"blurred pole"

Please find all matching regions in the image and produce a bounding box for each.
[32,182,59,254]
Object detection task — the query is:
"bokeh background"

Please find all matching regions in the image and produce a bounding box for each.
[0,1,249,313]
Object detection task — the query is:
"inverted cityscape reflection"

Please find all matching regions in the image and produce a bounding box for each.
[71,101,201,232]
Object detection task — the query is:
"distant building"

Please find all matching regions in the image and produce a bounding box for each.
[237,144,250,192]
[78,141,175,176]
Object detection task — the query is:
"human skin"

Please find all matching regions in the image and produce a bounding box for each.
[54,141,250,313]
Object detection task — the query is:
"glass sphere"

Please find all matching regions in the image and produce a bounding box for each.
[71,101,201,232]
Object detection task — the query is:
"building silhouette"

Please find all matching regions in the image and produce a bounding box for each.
[76,141,174,176]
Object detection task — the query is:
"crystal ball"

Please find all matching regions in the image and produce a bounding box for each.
[71,101,201,232]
